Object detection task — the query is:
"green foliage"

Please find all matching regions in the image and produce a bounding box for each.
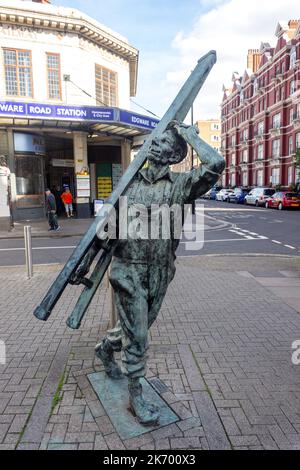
[51,371,66,414]
[289,183,297,192]
[295,148,300,166]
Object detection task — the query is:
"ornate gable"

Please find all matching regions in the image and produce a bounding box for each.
[275,36,287,54]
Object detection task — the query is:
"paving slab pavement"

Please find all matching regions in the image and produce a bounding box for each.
[0,217,92,239]
[0,255,300,450]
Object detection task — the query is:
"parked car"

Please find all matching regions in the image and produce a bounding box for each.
[209,186,223,200]
[223,189,235,202]
[228,187,251,204]
[216,189,234,202]
[245,187,276,206]
[265,191,300,210]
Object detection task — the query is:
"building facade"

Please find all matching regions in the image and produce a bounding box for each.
[197,119,221,154]
[221,20,300,190]
[0,0,158,228]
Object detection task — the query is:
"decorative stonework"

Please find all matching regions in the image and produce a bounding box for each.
[254,161,264,169]
[0,4,138,96]
[78,37,128,69]
[0,23,39,40]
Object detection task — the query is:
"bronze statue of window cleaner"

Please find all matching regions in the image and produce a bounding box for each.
[71,120,225,425]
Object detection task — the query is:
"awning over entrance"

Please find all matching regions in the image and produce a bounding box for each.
[0,101,159,138]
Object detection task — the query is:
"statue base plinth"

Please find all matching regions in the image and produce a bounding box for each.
[88,371,179,439]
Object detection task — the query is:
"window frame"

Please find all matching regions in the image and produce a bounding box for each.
[290,80,296,96]
[288,136,293,155]
[272,139,280,158]
[3,47,34,98]
[288,166,294,185]
[258,121,264,135]
[95,64,118,107]
[273,113,281,129]
[46,52,62,101]
[290,46,297,69]
[257,144,264,160]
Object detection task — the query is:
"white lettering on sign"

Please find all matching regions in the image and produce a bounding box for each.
[29,105,52,115]
[131,116,150,126]
[0,103,24,113]
[56,108,87,118]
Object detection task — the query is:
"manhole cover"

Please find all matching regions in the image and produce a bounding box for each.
[149,378,169,394]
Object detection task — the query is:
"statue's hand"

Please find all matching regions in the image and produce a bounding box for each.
[169,121,199,142]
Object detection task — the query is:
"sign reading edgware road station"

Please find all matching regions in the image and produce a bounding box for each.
[0,101,159,131]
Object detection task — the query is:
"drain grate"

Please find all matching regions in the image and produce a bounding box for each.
[149,378,169,394]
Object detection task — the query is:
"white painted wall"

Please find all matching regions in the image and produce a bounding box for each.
[0,24,131,108]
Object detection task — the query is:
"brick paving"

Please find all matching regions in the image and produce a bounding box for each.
[1,255,300,450]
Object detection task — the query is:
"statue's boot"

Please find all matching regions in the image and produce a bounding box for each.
[95,339,123,380]
[129,379,160,426]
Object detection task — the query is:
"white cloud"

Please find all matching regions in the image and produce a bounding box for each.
[164,0,299,120]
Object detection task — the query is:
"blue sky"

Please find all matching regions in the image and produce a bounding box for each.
[51,1,216,54]
[51,0,299,120]
[51,0,222,119]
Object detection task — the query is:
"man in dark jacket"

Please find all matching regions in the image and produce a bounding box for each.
[45,189,60,231]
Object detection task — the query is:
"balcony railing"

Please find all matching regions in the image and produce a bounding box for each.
[269,125,281,136]
[271,72,284,83]
[254,132,264,142]
[257,84,266,95]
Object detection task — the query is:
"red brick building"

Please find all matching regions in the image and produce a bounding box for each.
[221,20,300,189]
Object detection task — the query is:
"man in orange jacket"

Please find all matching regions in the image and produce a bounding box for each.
[61,186,73,218]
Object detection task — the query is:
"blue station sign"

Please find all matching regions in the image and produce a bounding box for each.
[0,101,159,131]
[119,110,159,130]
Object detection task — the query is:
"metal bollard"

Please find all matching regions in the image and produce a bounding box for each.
[24,225,33,279]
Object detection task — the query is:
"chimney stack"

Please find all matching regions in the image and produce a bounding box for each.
[288,19,298,30]
[247,49,261,74]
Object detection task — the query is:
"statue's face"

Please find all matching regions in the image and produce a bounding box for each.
[148,130,178,166]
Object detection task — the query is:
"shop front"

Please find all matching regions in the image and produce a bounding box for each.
[13,132,45,220]
[0,102,158,224]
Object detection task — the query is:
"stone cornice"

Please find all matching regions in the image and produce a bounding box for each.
[0,3,139,96]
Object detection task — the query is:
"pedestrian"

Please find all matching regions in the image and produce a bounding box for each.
[61,186,74,218]
[45,188,60,231]
[52,185,64,216]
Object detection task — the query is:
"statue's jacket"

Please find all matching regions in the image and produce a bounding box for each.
[104,162,221,377]
[112,163,220,275]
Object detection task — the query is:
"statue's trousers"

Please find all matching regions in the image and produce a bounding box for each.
[105,257,176,379]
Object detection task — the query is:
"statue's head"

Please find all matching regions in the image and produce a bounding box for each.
[148,127,188,166]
